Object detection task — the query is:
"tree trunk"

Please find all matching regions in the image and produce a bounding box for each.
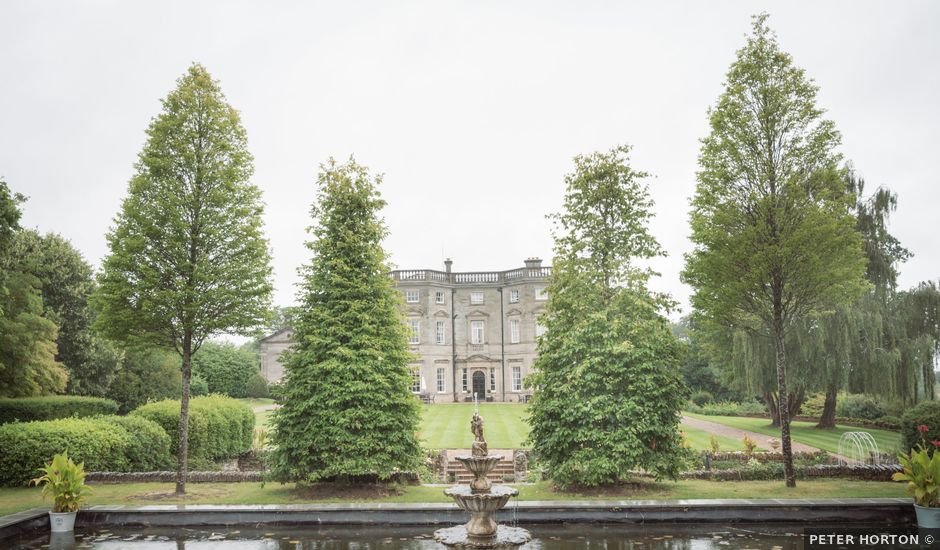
[764,392,780,427]
[816,384,838,429]
[176,332,192,495]
[772,311,796,488]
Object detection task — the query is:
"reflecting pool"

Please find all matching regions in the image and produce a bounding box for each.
[5,524,813,549]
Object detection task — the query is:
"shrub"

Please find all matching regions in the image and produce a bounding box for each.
[0,396,119,424]
[192,342,259,398]
[799,393,826,417]
[131,395,254,466]
[877,415,901,430]
[690,390,714,407]
[900,401,940,455]
[686,400,767,416]
[0,415,172,486]
[837,394,887,421]
[246,373,269,398]
[108,348,181,413]
[102,415,174,471]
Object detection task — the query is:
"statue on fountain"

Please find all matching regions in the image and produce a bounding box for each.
[471,412,488,457]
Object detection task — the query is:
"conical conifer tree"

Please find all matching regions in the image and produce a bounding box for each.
[270,157,422,482]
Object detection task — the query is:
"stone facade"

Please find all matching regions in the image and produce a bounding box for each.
[259,258,550,403]
[259,328,292,383]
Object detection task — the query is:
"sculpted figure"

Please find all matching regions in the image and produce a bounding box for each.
[470,412,488,456]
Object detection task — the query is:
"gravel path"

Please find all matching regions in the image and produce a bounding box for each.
[681,415,822,453]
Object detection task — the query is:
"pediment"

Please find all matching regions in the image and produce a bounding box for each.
[465,354,493,362]
[432,309,449,318]
[406,307,424,316]
[506,308,523,317]
[466,309,489,318]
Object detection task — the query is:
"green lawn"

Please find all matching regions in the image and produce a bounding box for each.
[237,398,276,409]
[680,425,745,451]
[685,413,901,455]
[419,404,529,448]
[237,398,277,430]
[0,479,906,518]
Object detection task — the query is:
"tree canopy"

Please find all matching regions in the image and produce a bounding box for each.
[270,157,422,483]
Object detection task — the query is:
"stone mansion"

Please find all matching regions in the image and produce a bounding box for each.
[259,257,550,403]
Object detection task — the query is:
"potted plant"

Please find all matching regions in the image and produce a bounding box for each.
[30,452,91,532]
[893,424,940,527]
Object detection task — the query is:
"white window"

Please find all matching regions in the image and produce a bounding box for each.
[510,319,520,344]
[436,367,446,393]
[409,320,420,344]
[411,367,421,393]
[436,320,446,345]
[511,366,522,392]
[470,320,485,344]
[535,322,547,338]
[435,290,445,304]
[470,291,484,305]
[462,368,468,392]
[534,287,549,301]
[509,289,520,303]
[405,290,419,303]
[489,368,496,391]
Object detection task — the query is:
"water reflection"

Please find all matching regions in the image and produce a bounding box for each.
[8,524,806,549]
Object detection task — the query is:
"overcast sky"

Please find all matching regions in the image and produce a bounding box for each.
[2,1,938,323]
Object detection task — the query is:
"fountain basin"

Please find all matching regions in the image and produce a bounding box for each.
[454,455,503,492]
[444,484,518,513]
[434,525,532,549]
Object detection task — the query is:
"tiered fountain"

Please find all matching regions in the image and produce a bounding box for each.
[434,399,531,549]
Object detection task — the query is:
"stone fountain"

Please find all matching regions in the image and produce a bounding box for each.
[434,402,531,549]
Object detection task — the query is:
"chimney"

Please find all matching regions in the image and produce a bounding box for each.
[524,257,542,269]
[444,258,453,273]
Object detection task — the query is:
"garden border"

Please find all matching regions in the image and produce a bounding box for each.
[0,498,915,540]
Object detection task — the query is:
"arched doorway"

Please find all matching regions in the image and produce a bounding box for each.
[471,370,486,400]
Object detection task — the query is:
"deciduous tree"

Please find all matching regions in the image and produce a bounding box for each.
[527,145,687,487]
[93,64,273,494]
[682,15,867,487]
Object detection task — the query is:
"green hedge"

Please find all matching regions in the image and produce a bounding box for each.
[0,415,173,486]
[900,400,940,454]
[131,395,253,466]
[0,396,119,424]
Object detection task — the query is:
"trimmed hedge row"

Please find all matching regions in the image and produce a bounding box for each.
[131,395,253,467]
[0,396,119,424]
[0,415,173,486]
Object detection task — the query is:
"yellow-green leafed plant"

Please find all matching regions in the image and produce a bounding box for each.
[893,424,940,507]
[30,452,91,513]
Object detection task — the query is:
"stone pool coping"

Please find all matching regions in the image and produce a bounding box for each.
[0,498,915,539]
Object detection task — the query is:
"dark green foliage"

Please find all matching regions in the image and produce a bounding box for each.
[690,391,714,407]
[836,394,887,420]
[900,400,940,454]
[684,400,767,416]
[131,395,254,466]
[270,157,422,482]
[190,374,209,396]
[0,415,172,486]
[107,348,181,414]
[10,230,108,395]
[527,145,688,487]
[192,342,259,398]
[246,373,269,398]
[0,396,118,424]
[0,271,66,396]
